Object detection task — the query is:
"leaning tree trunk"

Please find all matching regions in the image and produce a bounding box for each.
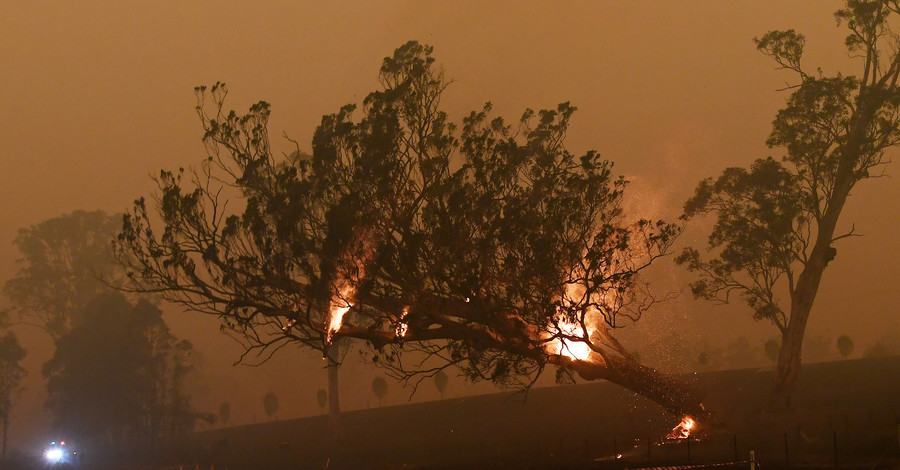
[774,197,845,403]
[774,118,863,401]
[555,353,708,422]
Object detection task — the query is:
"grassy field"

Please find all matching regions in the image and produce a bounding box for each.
[188,356,900,469]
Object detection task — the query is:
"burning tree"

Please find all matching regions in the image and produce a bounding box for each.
[678,0,900,400]
[116,42,704,424]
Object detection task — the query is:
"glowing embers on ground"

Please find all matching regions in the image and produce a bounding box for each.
[666,416,696,439]
[326,285,354,344]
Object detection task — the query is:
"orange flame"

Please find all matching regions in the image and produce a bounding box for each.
[666,416,695,439]
[545,282,594,361]
[395,306,409,338]
[326,285,354,344]
[552,318,592,360]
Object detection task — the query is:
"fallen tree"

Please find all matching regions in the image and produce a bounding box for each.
[115,42,706,426]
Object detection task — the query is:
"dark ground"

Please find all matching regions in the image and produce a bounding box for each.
[6,356,898,469]
[184,356,900,470]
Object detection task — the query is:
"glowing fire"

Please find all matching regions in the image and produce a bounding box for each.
[545,282,595,361]
[395,306,409,338]
[666,416,695,439]
[326,285,354,344]
[553,317,592,360]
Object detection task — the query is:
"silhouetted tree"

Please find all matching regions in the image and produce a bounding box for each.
[764,339,781,364]
[371,377,387,407]
[678,1,900,400]
[43,292,198,452]
[218,401,231,426]
[116,41,703,422]
[4,210,121,341]
[433,370,448,399]
[263,392,279,420]
[836,335,855,359]
[0,331,26,460]
[316,389,328,411]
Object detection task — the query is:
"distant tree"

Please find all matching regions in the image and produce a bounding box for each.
[43,292,198,452]
[218,401,231,426]
[678,1,900,400]
[836,335,855,359]
[316,389,328,411]
[263,392,279,420]
[0,332,26,459]
[433,371,448,399]
[116,41,703,425]
[764,339,781,364]
[4,210,121,340]
[371,377,387,407]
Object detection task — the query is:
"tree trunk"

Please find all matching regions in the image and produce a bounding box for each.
[326,339,342,443]
[556,353,708,422]
[1,415,7,460]
[774,122,862,400]
[774,294,813,404]
[774,208,841,402]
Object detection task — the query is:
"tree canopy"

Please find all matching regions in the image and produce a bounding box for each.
[371,377,388,406]
[117,41,700,418]
[263,391,279,420]
[678,0,900,397]
[43,292,198,451]
[4,210,122,340]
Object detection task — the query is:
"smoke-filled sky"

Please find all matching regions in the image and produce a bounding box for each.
[2,1,898,451]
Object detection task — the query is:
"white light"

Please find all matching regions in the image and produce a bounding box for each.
[44,448,64,463]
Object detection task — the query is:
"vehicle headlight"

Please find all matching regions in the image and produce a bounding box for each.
[44,447,64,463]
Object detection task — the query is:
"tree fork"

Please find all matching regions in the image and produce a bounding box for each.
[774,95,879,398]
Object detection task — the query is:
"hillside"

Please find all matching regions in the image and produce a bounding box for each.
[189,356,900,469]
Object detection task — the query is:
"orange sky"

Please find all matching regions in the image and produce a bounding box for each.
[1,1,897,452]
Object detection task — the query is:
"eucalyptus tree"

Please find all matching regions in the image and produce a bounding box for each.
[116,41,703,424]
[679,0,900,399]
[371,377,387,407]
[263,392,279,420]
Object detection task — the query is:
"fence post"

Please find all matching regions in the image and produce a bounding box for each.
[784,432,790,469]
[750,450,756,470]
